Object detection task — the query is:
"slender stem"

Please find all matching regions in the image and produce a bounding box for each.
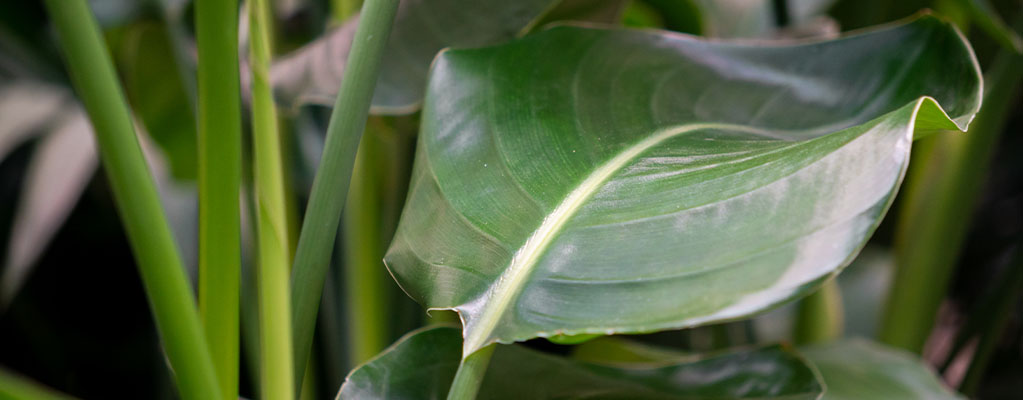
[879,46,1023,354]
[249,0,295,398]
[793,279,844,344]
[447,345,497,400]
[959,243,1023,395]
[289,0,400,388]
[331,0,363,23]
[42,1,221,399]
[343,118,390,365]
[195,0,243,398]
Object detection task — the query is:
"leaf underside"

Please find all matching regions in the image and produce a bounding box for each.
[385,16,982,357]
[339,326,822,399]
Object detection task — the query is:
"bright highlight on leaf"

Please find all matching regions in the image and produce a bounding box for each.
[384,15,983,358]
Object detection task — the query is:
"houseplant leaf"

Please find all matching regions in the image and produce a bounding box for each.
[270,0,558,113]
[384,15,982,357]
[801,339,964,399]
[338,326,822,399]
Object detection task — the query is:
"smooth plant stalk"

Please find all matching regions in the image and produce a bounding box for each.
[793,279,844,344]
[290,0,400,388]
[331,0,363,23]
[343,134,391,365]
[249,0,295,398]
[42,1,221,399]
[880,47,1023,353]
[195,0,243,398]
[447,345,497,400]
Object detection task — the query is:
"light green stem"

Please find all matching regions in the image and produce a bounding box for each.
[195,0,243,398]
[42,1,221,398]
[447,345,497,400]
[289,0,400,389]
[0,368,76,400]
[249,0,295,398]
[331,0,363,23]
[794,279,844,344]
[879,46,1023,353]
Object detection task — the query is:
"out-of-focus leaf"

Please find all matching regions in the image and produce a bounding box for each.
[116,22,198,181]
[0,82,67,160]
[529,0,630,29]
[338,326,823,399]
[269,0,557,114]
[2,110,97,307]
[695,0,774,37]
[571,336,690,365]
[638,0,702,33]
[384,16,982,358]
[801,339,964,399]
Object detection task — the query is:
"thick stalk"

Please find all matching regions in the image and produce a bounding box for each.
[249,0,294,398]
[343,119,391,365]
[879,47,1023,353]
[289,0,400,388]
[793,279,844,344]
[195,0,243,398]
[447,345,497,400]
[42,1,221,398]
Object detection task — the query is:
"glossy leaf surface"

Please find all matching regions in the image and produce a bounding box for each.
[270,0,557,113]
[338,326,822,399]
[385,16,982,357]
[801,339,963,399]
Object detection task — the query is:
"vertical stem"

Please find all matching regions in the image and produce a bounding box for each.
[959,244,1023,395]
[249,0,294,398]
[794,279,844,344]
[195,0,243,398]
[331,0,363,23]
[290,0,400,389]
[343,118,391,366]
[446,345,497,400]
[42,1,221,399]
[879,47,1023,353]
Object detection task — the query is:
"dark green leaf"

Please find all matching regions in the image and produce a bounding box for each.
[339,326,822,399]
[801,339,964,399]
[385,16,982,357]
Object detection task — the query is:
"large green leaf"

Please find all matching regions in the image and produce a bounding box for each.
[338,326,823,399]
[384,16,982,357]
[801,339,963,399]
[270,0,558,114]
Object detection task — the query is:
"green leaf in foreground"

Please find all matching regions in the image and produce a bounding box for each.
[269,0,556,113]
[801,339,963,399]
[384,15,982,358]
[339,326,822,399]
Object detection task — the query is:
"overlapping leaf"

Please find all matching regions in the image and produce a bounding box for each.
[270,0,558,113]
[338,326,822,399]
[801,339,963,399]
[384,16,982,357]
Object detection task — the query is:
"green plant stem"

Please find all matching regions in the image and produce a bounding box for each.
[343,127,391,365]
[289,0,400,388]
[331,0,363,23]
[447,345,497,400]
[195,0,243,398]
[794,279,844,344]
[879,46,1023,354]
[0,368,76,400]
[959,243,1023,395]
[249,0,295,398]
[42,1,221,399]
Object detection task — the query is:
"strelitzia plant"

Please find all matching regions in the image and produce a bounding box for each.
[4,0,1020,399]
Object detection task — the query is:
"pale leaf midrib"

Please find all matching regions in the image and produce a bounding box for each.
[461,122,784,356]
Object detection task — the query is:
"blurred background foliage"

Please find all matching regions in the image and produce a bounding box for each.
[0,0,1020,398]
